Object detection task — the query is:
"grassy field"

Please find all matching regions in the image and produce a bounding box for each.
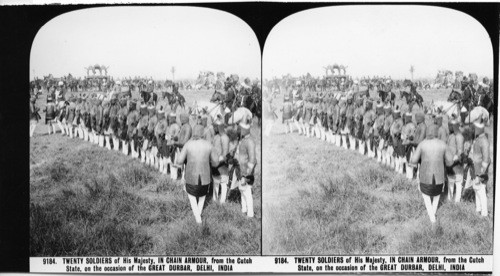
[30,89,261,256]
[262,88,494,255]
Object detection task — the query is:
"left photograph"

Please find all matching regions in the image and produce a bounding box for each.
[29,6,261,256]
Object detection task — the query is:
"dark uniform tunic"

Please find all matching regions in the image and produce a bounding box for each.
[102,103,111,132]
[413,122,427,145]
[345,102,355,134]
[311,103,318,125]
[303,101,312,123]
[154,116,168,152]
[177,123,192,147]
[337,100,346,131]
[108,102,120,135]
[136,114,149,148]
[213,132,230,176]
[30,102,40,122]
[45,102,56,123]
[236,135,257,184]
[331,103,340,133]
[95,103,103,134]
[166,122,180,161]
[471,133,490,177]
[126,109,139,141]
[67,102,76,125]
[117,105,129,140]
[353,104,364,138]
[447,131,464,175]
[362,109,376,140]
[326,100,333,129]
[225,86,237,111]
[373,114,385,138]
[390,116,404,156]
[146,113,158,143]
[282,101,293,122]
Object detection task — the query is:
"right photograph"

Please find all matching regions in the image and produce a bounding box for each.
[262,5,494,255]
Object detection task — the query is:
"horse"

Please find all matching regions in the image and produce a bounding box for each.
[447,89,462,103]
[210,90,226,104]
[378,90,395,105]
[431,100,490,125]
[245,85,262,125]
[402,79,413,88]
[192,100,252,126]
[211,89,261,125]
[140,90,157,105]
[161,91,185,110]
[399,90,423,111]
[448,89,467,110]
[192,100,225,122]
[448,88,480,117]
[475,90,494,117]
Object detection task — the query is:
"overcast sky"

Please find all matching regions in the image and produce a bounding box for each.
[30,7,260,80]
[264,5,493,80]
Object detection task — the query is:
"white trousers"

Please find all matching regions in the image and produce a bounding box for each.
[187,194,206,224]
[447,173,463,203]
[105,135,112,150]
[239,183,254,217]
[112,136,120,151]
[358,140,365,155]
[348,135,356,151]
[57,121,65,134]
[29,122,37,137]
[421,193,440,223]
[98,135,105,147]
[366,139,374,157]
[341,134,348,149]
[122,141,129,155]
[472,178,488,217]
[213,175,229,203]
[294,120,302,134]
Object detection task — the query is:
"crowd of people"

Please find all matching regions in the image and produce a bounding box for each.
[29,79,257,224]
[265,82,491,223]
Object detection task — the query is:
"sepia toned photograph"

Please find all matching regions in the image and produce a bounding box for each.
[29,6,261,256]
[262,5,494,255]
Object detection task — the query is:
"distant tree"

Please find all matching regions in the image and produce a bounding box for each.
[409,65,415,81]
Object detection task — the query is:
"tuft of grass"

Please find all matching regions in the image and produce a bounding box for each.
[48,161,71,182]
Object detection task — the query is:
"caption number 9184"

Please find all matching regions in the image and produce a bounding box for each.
[275,257,288,264]
[43,258,57,265]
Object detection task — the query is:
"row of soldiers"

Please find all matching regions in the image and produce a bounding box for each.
[30,91,257,224]
[279,90,490,222]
